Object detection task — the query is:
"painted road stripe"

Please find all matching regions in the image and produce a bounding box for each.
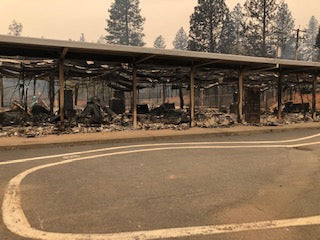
[2,141,320,240]
[1,132,320,165]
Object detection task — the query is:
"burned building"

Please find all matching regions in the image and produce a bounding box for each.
[0,35,319,137]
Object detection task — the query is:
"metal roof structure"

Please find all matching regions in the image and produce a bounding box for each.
[0,35,319,126]
[0,35,320,74]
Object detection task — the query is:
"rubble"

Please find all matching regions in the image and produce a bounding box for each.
[149,103,189,125]
[0,99,319,138]
[31,104,51,124]
[0,102,30,126]
[195,109,235,128]
[79,101,103,124]
[283,102,310,113]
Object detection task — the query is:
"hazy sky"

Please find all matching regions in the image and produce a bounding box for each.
[1,0,319,48]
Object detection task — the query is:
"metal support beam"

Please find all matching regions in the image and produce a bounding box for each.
[33,77,36,96]
[218,85,222,111]
[75,83,79,106]
[237,71,244,123]
[179,85,184,109]
[312,72,318,119]
[194,60,221,68]
[277,72,283,120]
[162,83,166,104]
[243,64,278,74]
[0,76,3,107]
[136,55,155,64]
[59,59,65,125]
[190,65,195,127]
[58,47,68,127]
[49,74,55,114]
[60,47,69,59]
[132,64,137,129]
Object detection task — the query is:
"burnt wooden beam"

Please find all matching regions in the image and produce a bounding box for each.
[49,73,55,114]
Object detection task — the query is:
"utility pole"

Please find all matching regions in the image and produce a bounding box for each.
[293,27,306,60]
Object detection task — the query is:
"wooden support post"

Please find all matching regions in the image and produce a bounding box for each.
[0,76,3,107]
[237,71,244,123]
[190,66,195,127]
[277,72,283,120]
[59,59,65,125]
[132,64,137,129]
[312,72,317,119]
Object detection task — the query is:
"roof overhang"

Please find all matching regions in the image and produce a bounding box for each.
[0,35,319,74]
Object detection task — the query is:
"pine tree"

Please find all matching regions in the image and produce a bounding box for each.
[274,0,295,59]
[173,27,188,50]
[230,3,246,55]
[244,0,278,57]
[8,20,23,36]
[299,16,319,61]
[153,35,166,49]
[219,12,236,54]
[105,0,145,46]
[188,0,229,53]
[314,27,320,61]
[316,27,320,49]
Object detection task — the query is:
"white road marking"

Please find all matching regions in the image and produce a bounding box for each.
[1,132,320,165]
[62,155,81,160]
[2,140,320,240]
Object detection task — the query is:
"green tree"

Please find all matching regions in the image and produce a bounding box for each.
[218,12,236,54]
[105,0,145,46]
[230,3,246,55]
[173,27,188,50]
[300,16,319,61]
[153,35,166,49]
[274,0,295,59]
[188,0,229,53]
[8,20,23,36]
[244,0,278,57]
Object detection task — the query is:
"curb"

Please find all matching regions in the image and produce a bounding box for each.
[0,124,320,150]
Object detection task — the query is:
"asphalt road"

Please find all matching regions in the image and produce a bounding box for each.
[0,129,320,240]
